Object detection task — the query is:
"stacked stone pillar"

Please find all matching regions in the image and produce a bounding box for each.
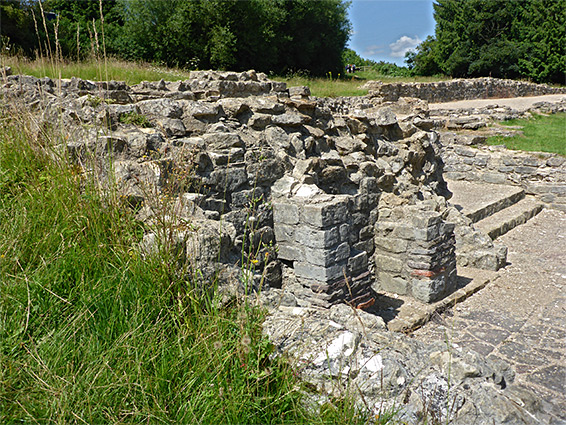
[373,206,457,303]
[272,177,373,307]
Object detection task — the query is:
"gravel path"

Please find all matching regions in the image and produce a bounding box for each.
[411,208,566,424]
[429,94,566,111]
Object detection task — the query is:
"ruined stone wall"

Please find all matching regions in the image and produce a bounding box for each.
[1,71,471,307]
[443,144,566,211]
[363,77,566,103]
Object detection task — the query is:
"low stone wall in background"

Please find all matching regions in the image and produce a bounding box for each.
[363,77,566,103]
[442,143,566,212]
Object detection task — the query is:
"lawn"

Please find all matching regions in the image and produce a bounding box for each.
[487,113,566,156]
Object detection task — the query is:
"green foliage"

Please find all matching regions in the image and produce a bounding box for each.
[408,0,566,83]
[0,0,38,56]
[2,0,351,76]
[118,110,152,127]
[342,48,411,77]
[486,113,566,156]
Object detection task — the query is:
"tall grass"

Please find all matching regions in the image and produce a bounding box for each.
[0,103,378,423]
[1,55,191,85]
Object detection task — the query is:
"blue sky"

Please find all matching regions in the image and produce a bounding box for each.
[347,0,436,66]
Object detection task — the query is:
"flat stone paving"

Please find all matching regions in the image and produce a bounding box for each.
[410,208,566,424]
[447,179,524,220]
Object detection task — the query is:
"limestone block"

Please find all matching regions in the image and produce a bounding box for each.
[277,243,301,262]
[353,239,374,256]
[374,236,408,254]
[295,225,340,250]
[374,254,404,273]
[295,261,345,282]
[201,132,244,149]
[374,273,408,295]
[273,223,295,243]
[348,250,368,274]
[481,173,508,185]
[300,242,350,267]
[411,275,446,303]
[301,199,349,229]
[414,224,441,242]
[273,203,299,225]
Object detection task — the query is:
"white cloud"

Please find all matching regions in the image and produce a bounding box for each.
[364,44,385,56]
[389,35,422,58]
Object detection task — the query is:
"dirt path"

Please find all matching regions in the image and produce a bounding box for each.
[410,208,566,424]
[429,94,566,111]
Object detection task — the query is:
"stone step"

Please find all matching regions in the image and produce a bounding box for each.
[447,180,525,223]
[474,196,544,240]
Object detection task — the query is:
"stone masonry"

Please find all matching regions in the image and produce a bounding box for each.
[362,77,566,103]
[1,71,509,308]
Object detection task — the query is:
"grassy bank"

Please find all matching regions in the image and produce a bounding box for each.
[1,56,448,97]
[0,105,375,423]
[274,70,448,98]
[2,56,191,85]
[487,113,566,156]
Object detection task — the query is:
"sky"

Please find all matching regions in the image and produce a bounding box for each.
[347,0,436,67]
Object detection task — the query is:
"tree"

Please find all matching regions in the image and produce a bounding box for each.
[43,0,123,59]
[115,0,351,76]
[0,0,38,55]
[408,0,565,83]
[405,36,442,76]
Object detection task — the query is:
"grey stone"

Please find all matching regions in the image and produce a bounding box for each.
[294,261,345,282]
[412,275,445,303]
[295,226,340,249]
[374,254,404,273]
[273,203,299,225]
[375,272,408,295]
[301,199,349,229]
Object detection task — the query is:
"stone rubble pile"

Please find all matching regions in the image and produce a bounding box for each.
[1,71,550,423]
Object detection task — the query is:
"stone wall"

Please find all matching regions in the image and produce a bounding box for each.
[363,77,566,103]
[442,144,566,211]
[2,71,484,307]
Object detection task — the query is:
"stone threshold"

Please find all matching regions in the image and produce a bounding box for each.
[368,267,499,333]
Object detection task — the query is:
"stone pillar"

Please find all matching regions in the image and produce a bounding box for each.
[373,206,457,303]
[272,177,373,307]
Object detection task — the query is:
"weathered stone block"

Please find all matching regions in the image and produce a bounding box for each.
[301,242,350,267]
[353,239,374,256]
[349,250,368,273]
[374,254,404,273]
[295,261,345,282]
[374,273,408,295]
[414,224,440,242]
[412,211,442,228]
[481,173,508,185]
[273,203,299,225]
[412,276,445,303]
[374,236,408,254]
[273,223,295,243]
[515,166,537,175]
[277,243,301,261]
[295,225,340,249]
[302,199,349,229]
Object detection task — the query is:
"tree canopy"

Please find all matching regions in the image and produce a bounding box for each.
[1,0,352,76]
[406,0,565,84]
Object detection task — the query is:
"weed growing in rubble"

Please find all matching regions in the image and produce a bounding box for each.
[118,110,152,127]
